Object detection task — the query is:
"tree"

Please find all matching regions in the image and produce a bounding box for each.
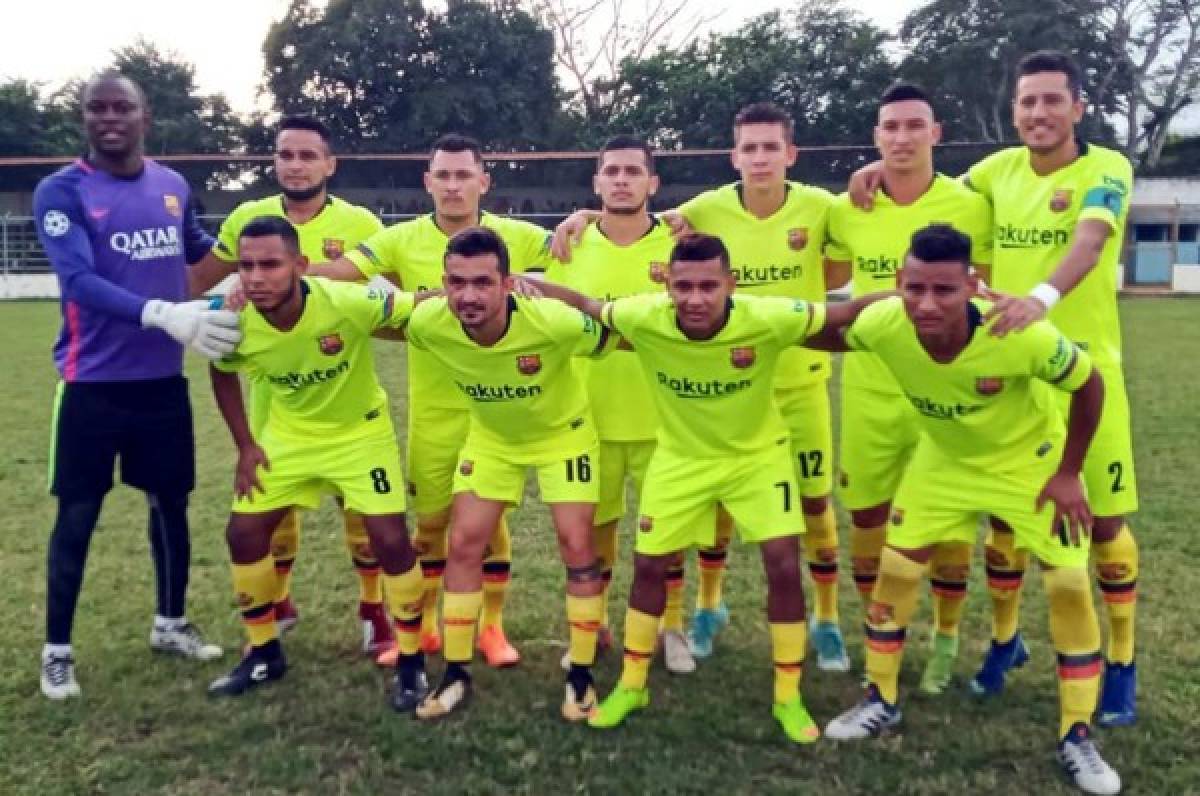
[897,0,1121,144]
[0,80,70,156]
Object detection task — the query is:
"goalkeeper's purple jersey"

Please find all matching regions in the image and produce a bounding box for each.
[33,158,213,382]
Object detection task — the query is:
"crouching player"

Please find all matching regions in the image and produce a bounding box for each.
[821,225,1120,796]
[206,217,427,710]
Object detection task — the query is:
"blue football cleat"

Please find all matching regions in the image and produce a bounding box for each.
[969,632,1030,696]
[812,620,851,672]
[1097,660,1137,727]
[686,602,729,659]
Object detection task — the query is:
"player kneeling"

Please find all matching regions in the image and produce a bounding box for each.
[820,225,1120,796]
[206,217,428,710]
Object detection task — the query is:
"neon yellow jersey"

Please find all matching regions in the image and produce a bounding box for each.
[404,295,614,458]
[967,143,1132,368]
[845,296,1093,471]
[678,181,833,389]
[214,278,413,443]
[543,221,672,441]
[603,293,827,458]
[345,212,549,414]
[825,176,993,393]
[214,194,383,264]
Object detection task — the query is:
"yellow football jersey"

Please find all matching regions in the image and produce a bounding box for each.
[603,293,827,458]
[345,212,549,413]
[677,182,833,389]
[967,143,1132,368]
[825,175,993,393]
[403,295,613,458]
[214,194,383,264]
[543,221,673,441]
[214,278,413,443]
[844,296,1093,472]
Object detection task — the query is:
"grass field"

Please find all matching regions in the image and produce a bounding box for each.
[0,298,1197,794]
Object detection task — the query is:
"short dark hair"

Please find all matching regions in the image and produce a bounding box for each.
[598,134,656,175]
[1016,50,1083,99]
[907,224,971,271]
[277,115,333,151]
[733,102,794,143]
[430,133,483,164]
[880,82,932,111]
[669,234,731,272]
[82,71,147,108]
[445,226,510,275]
[239,215,301,256]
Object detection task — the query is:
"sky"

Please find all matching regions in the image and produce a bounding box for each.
[0,1,919,114]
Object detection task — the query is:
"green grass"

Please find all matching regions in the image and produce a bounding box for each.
[0,298,1196,794]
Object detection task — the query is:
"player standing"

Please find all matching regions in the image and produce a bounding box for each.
[206,217,428,710]
[821,225,1119,796]
[824,82,993,692]
[34,73,237,699]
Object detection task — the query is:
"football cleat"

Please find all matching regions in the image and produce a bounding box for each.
[662,629,696,674]
[773,696,821,744]
[812,620,852,672]
[686,602,729,659]
[561,667,598,722]
[970,633,1030,696]
[390,654,430,713]
[359,601,397,658]
[560,625,614,671]
[151,622,224,661]
[40,652,81,700]
[419,629,443,655]
[476,625,520,668]
[919,633,959,695]
[825,684,902,740]
[587,684,649,729]
[1097,661,1137,728]
[1057,722,1121,795]
[208,645,287,697]
[415,666,472,720]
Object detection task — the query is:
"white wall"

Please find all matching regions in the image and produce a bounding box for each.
[0,274,58,299]
[1173,265,1200,294]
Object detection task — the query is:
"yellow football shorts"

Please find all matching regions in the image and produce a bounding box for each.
[635,441,804,556]
[453,442,601,506]
[407,407,470,517]
[596,439,656,525]
[775,382,835,498]
[887,438,1089,569]
[233,423,407,516]
[1056,362,1138,518]
[837,385,921,511]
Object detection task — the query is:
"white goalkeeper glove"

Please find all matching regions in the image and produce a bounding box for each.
[141,299,242,359]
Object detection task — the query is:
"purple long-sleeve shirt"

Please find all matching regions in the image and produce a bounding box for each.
[33,158,214,382]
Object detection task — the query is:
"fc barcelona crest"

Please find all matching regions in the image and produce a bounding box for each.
[730,346,756,368]
[1049,190,1073,213]
[322,238,345,260]
[516,354,542,375]
[648,261,667,284]
[460,460,475,476]
[787,227,809,250]
[318,333,344,356]
[975,377,1004,396]
[163,194,182,217]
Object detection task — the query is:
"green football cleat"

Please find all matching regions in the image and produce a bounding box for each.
[919,633,959,695]
[587,685,649,729]
[772,696,821,744]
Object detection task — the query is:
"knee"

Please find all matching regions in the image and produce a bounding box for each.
[764,551,802,586]
[851,504,890,529]
[448,524,489,562]
[632,554,669,585]
[1091,516,1125,544]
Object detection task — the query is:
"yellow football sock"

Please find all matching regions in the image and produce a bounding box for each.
[804,506,840,623]
[864,547,927,705]
[384,563,425,656]
[442,591,482,664]
[566,593,604,667]
[270,509,300,603]
[1093,525,1138,665]
[593,520,619,629]
[662,563,685,632]
[481,515,512,630]
[850,523,886,602]
[618,608,659,691]
[1044,567,1103,737]
[931,542,971,638]
[697,548,728,611]
[232,555,279,647]
[342,510,383,604]
[985,528,1027,644]
[770,621,807,704]
[415,517,448,636]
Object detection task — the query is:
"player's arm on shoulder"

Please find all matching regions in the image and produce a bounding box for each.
[517,274,605,321]
[803,293,891,351]
[308,253,370,283]
[845,160,885,210]
[549,208,602,262]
